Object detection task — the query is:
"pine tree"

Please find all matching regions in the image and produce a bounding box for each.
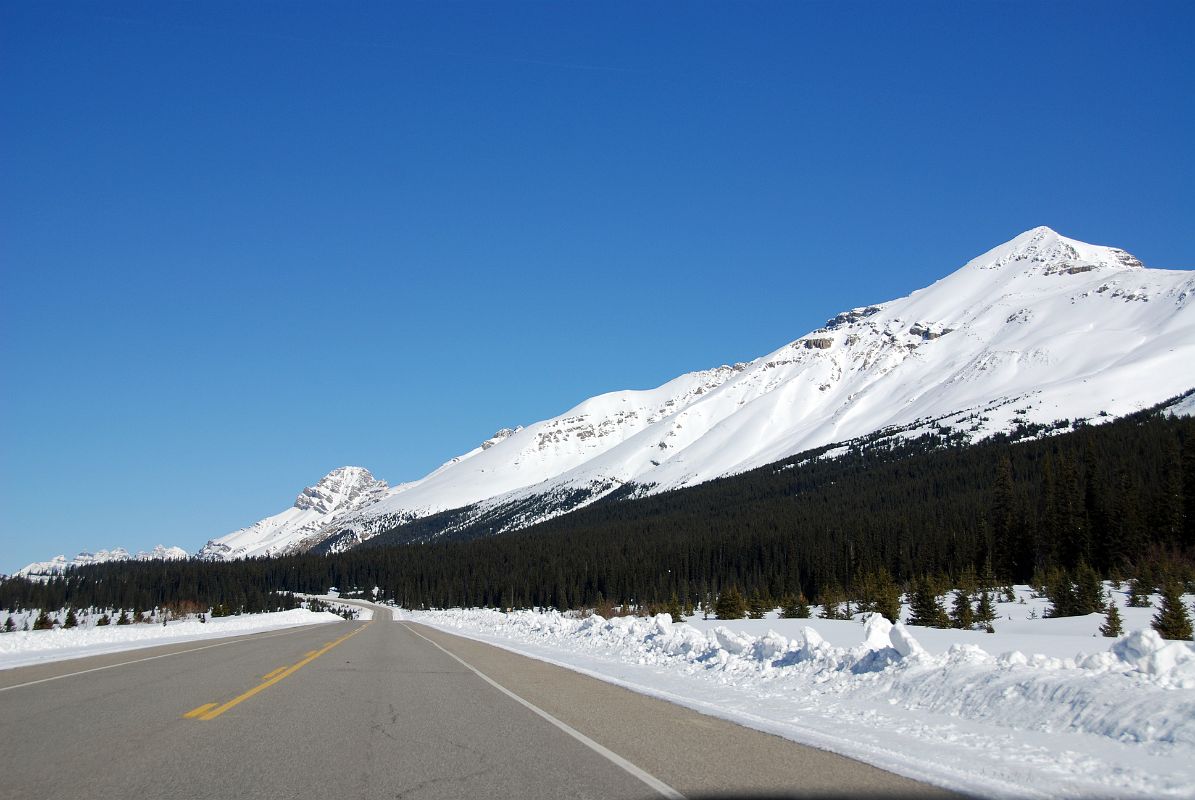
[32,610,53,630]
[96,613,110,626]
[950,589,975,629]
[1045,569,1077,618]
[63,608,78,629]
[664,593,684,621]
[780,593,810,618]
[907,578,950,628]
[1126,573,1154,607]
[974,591,997,631]
[990,454,1017,581]
[874,581,902,624]
[1109,471,1144,569]
[116,609,131,625]
[1157,440,1184,546]
[956,565,979,597]
[1099,603,1123,637]
[1182,433,1195,549]
[3,616,15,633]
[747,589,768,619]
[1048,454,1087,569]
[1072,563,1105,616]
[855,568,901,623]
[1151,583,1194,640]
[714,586,747,620]
[818,583,846,620]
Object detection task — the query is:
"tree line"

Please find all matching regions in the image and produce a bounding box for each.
[2,401,1192,619]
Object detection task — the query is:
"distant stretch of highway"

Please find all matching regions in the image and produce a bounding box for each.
[0,608,963,799]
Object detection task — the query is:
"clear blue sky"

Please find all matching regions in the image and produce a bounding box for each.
[2,1,1192,572]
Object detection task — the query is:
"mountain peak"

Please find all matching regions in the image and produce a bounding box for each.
[293,467,388,514]
[967,226,1144,275]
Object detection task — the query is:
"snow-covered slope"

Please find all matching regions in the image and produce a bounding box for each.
[197,466,388,560]
[17,545,189,579]
[207,227,1195,557]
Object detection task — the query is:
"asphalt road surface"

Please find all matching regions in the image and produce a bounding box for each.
[0,612,966,799]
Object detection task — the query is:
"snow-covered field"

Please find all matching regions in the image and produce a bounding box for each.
[399,586,1195,799]
[0,608,352,670]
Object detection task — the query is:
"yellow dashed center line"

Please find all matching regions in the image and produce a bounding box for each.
[262,666,287,680]
[184,622,372,721]
[184,702,218,719]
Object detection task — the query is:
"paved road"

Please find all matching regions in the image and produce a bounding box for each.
[0,611,965,799]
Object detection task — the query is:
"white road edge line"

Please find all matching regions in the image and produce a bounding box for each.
[402,622,686,800]
[0,624,330,693]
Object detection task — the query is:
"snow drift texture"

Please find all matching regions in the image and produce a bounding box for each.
[196,226,1195,560]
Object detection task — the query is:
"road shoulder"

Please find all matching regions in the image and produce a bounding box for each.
[404,621,966,799]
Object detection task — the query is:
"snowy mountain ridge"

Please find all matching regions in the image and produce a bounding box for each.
[196,467,387,560]
[17,545,189,580]
[188,227,1195,559]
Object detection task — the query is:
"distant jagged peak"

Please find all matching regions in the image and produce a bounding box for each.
[293,466,388,514]
[16,545,187,578]
[970,226,1144,275]
[482,427,522,450]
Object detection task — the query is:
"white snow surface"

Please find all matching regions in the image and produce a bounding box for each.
[201,227,1195,556]
[16,545,189,579]
[0,608,346,670]
[398,586,1195,799]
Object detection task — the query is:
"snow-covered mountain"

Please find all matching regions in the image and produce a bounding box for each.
[203,227,1195,559]
[17,545,189,579]
[198,467,388,559]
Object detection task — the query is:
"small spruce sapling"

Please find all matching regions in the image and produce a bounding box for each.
[1073,563,1105,616]
[974,591,997,632]
[818,584,847,620]
[780,593,811,619]
[63,609,78,629]
[1151,583,1193,640]
[950,589,975,629]
[866,570,902,623]
[1126,576,1153,608]
[714,586,747,620]
[747,590,768,619]
[1045,570,1077,618]
[1099,602,1123,637]
[664,593,684,622]
[907,578,950,628]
